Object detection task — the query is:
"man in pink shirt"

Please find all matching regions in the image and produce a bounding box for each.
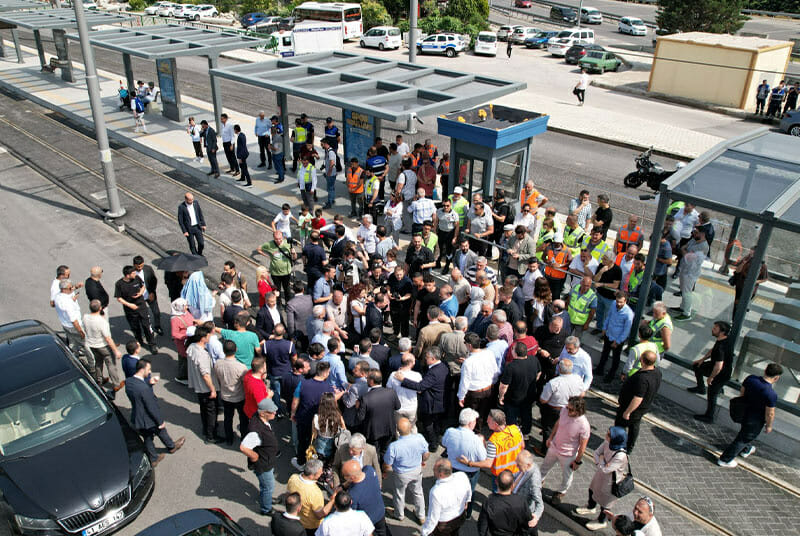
[540,396,590,504]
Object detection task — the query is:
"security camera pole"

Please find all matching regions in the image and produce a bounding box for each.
[72,0,125,218]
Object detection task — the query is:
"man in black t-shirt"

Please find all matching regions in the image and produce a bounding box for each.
[114,265,156,351]
[388,266,413,338]
[593,254,622,335]
[690,321,733,423]
[615,350,661,453]
[534,316,568,391]
[499,342,541,437]
[591,193,613,239]
[302,231,327,291]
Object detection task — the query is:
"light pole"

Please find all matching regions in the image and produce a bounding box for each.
[577,0,584,28]
[409,0,418,64]
[72,0,125,218]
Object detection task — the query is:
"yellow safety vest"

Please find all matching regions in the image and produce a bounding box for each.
[568,286,596,326]
[295,125,307,143]
[627,269,644,303]
[582,236,610,261]
[563,226,585,257]
[627,341,660,377]
[490,425,523,475]
[449,196,469,227]
[536,229,555,261]
[649,314,672,354]
[302,163,314,185]
[422,233,438,253]
[365,175,378,197]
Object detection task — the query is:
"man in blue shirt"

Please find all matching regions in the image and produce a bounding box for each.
[321,337,348,390]
[254,111,272,169]
[342,460,388,536]
[323,117,341,170]
[441,408,486,515]
[718,363,782,467]
[755,79,769,115]
[383,417,429,523]
[440,284,458,319]
[313,266,335,305]
[596,290,634,382]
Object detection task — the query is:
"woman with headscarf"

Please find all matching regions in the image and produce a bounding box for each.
[463,285,485,326]
[575,426,629,531]
[181,271,215,322]
[170,298,195,383]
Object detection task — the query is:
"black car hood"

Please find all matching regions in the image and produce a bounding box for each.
[2,417,130,519]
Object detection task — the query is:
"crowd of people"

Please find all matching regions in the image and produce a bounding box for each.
[47,122,787,535]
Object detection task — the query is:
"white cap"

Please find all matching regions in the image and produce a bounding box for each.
[453,186,463,194]
[553,230,564,243]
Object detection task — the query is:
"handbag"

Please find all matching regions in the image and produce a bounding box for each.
[611,452,635,498]
[729,396,747,423]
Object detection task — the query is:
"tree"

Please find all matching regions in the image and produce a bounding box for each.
[446,0,489,22]
[361,0,392,30]
[656,0,746,34]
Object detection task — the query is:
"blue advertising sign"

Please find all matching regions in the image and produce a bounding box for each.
[156,58,176,105]
[343,109,375,167]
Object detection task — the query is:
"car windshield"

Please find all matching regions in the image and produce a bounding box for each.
[388,28,400,36]
[587,51,604,59]
[0,378,108,457]
[478,34,496,42]
[556,30,573,38]
[629,18,644,25]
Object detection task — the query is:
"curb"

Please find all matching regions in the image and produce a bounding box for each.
[546,124,691,161]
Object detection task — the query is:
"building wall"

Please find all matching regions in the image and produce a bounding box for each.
[744,47,794,110]
[649,40,751,108]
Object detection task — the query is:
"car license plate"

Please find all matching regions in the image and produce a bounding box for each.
[82,510,124,536]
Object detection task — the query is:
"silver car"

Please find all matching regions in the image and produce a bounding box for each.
[780,109,800,136]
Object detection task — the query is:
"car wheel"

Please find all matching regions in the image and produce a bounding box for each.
[599,66,605,74]
[789,125,800,137]
[416,45,422,54]
[194,15,199,20]
[360,40,366,48]
[614,62,620,72]
[446,47,455,57]
[378,43,385,50]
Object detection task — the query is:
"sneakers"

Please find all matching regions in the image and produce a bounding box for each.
[717,458,738,468]
[741,446,756,458]
[291,457,303,471]
[586,520,608,531]
[575,505,598,516]
[674,313,693,321]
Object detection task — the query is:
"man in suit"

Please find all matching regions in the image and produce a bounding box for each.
[200,120,219,178]
[125,358,184,466]
[332,432,382,488]
[357,370,400,460]
[233,124,252,187]
[270,492,305,536]
[452,237,478,277]
[396,346,448,451]
[256,291,287,340]
[178,192,206,256]
[285,281,313,351]
[363,294,386,337]
[133,255,162,336]
[512,449,544,535]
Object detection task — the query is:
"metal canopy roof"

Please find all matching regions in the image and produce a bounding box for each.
[209,51,527,122]
[0,8,130,29]
[0,0,49,13]
[662,128,800,233]
[66,24,267,59]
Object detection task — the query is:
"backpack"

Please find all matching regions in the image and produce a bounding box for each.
[134,97,144,114]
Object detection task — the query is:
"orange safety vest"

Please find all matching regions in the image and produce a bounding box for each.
[442,160,450,175]
[490,425,523,475]
[426,145,437,160]
[520,188,541,211]
[615,252,625,266]
[545,248,570,279]
[616,224,642,253]
[410,153,420,168]
[346,166,364,194]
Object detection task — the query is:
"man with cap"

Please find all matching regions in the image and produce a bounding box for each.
[269,115,285,183]
[448,186,470,229]
[543,230,572,299]
[497,223,516,283]
[323,117,342,170]
[240,398,281,515]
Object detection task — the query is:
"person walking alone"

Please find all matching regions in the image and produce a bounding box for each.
[233,125,252,187]
[690,321,733,423]
[574,68,589,106]
[177,192,206,256]
[506,39,512,59]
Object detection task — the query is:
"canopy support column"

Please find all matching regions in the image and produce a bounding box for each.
[33,29,46,68]
[122,52,135,94]
[52,28,74,82]
[208,55,223,136]
[10,28,22,63]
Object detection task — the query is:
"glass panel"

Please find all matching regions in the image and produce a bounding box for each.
[495,150,524,204]
[455,157,485,200]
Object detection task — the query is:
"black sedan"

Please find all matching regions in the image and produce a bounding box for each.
[134,509,248,536]
[0,320,154,535]
[565,43,605,65]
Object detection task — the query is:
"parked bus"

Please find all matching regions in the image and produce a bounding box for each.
[292,2,362,40]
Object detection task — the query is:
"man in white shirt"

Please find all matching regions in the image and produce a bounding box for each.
[567,249,599,290]
[535,359,585,456]
[54,279,93,370]
[422,459,472,536]
[458,332,499,431]
[357,215,378,255]
[50,265,80,307]
[521,258,543,304]
[397,160,418,233]
[396,134,410,157]
[387,353,422,430]
[220,113,239,175]
[574,68,589,106]
[559,336,593,392]
[315,491,374,536]
[617,244,638,284]
[83,299,123,394]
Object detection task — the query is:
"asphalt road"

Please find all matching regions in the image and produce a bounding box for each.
[0,148,577,536]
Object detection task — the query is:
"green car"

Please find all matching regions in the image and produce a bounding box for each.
[579,50,622,73]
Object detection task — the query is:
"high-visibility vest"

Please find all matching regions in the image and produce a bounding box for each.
[426,145,437,161]
[568,286,596,326]
[365,175,378,198]
[302,163,314,185]
[294,125,307,143]
[536,228,555,261]
[346,166,364,194]
[582,236,610,261]
[422,233,438,253]
[667,200,684,216]
[545,248,569,279]
[616,224,643,253]
[614,252,627,267]
[564,226,585,257]
[489,425,523,475]
[521,189,541,211]
[627,341,660,376]
[649,314,673,354]
[441,160,450,175]
[410,153,420,168]
[627,269,644,302]
[449,196,469,227]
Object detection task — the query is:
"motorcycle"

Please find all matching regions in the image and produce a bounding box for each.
[623,147,686,192]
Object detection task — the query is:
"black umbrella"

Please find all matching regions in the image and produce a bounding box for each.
[156,253,208,272]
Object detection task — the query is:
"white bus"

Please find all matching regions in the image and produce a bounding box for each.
[293,2,362,40]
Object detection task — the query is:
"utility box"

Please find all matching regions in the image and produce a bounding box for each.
[437,105,548,209]
[648,32,793,111]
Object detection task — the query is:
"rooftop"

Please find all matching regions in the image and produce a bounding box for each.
[657,31,794,52]
[0,7,131,29]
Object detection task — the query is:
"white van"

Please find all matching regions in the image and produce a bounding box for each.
[547,28,595,57]
[474,31,497,56]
